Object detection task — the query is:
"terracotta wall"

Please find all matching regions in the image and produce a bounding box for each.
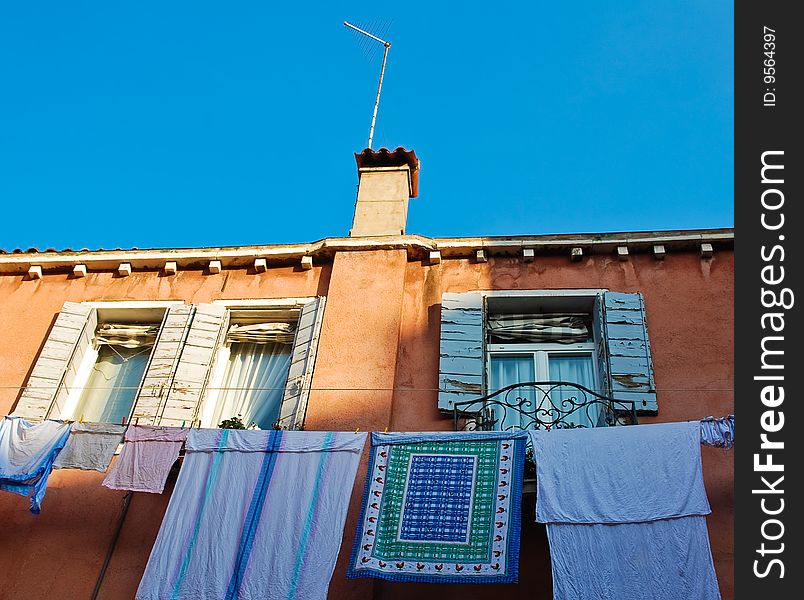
[0,266,329,600]
[0,248,733,600]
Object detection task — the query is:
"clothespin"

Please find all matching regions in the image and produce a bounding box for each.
[135,417,140,426]
[355,427,360,434]
[121,416,127,426]
[79,414,85,424]
[181,420,185,429]
[383,426,388,433]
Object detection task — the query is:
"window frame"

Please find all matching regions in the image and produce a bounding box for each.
[198,298,315,429]
[47,300,183,423]
[486,347,600,391]
[483,290,605,397]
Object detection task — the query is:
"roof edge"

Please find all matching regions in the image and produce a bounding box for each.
[0,228,734,274]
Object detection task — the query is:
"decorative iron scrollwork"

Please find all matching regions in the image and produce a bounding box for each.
[452,381,638,431]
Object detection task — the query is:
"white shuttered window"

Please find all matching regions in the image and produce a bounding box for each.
[13,302,185,424]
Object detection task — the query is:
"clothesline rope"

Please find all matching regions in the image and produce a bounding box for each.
[0,385,736,392]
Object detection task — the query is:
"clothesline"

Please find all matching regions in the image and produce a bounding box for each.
[0,384,738,392]
[45,414,738,435]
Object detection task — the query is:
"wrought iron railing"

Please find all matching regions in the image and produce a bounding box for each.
[452,381,638,431]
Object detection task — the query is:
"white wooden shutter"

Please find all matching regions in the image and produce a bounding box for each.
[159,303,228,426]
[437,292,485,412]
[601,291,657,413]
[13,302,96,421]
[278,296,326,430]
[130,304,194,424]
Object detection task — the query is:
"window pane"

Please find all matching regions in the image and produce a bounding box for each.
[73,346,151,424]
[489,356,535,431]
[213,342,291,430]
[548,354,599,427]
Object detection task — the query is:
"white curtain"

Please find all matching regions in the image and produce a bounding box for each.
[72,346,151,424]
[489,356,536,431]
[489,354,598,430]
[212,342,292,430]
[548,355,599,427]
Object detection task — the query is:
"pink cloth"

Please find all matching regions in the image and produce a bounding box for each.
[102,426,188,493]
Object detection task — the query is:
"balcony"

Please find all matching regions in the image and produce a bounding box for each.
[451,381,638,432]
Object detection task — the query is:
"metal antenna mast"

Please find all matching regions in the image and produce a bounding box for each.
[344,21,391,150]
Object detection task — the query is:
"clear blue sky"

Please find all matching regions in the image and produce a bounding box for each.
[0,1,733,251]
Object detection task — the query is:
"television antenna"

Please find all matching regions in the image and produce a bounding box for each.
[344,20,391,150]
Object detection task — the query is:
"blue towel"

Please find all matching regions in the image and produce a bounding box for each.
[0,417,72,514]
[530,422,721,600]
[531,421,711,524]
[700,415,734,448]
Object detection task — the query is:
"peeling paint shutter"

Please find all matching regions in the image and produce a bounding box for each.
[602,292,657,413]
[278,296,326,430]
[160,304,228,427]
[14,302,96,421]
[438,292,485,412]
[131,304,194,424]
[592,294,611,397]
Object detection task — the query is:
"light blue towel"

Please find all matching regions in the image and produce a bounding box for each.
[531,421,711,524]
[530,422,721,600]
[0,417,72,514]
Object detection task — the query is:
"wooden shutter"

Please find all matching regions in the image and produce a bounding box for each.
[131,304,194,424]
[158,303,228,426]
[437,292,485,412]
[592,293,611,397]
[278,297,326,430]
[601,291,657,413]
[13,302,96,421]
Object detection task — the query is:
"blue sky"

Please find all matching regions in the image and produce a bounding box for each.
[0,1,733,251]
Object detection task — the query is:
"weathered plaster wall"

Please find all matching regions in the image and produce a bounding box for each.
[0,249,733,600]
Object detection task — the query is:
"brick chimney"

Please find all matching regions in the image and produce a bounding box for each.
[350,147,420,237]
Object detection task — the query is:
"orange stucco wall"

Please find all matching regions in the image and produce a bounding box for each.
[0,248,733,600]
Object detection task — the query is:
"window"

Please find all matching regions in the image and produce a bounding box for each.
[200,309,298,429]
[486,305,599,429]
[437,290,657,421]
[14,301,183,424]
[196,298,326,431]
[57,310,165,423]
[14,298,326,429]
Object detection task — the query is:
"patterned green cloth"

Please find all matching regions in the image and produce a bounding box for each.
[348,432,526,583]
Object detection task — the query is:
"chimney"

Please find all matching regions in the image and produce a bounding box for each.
[350,147,420,237]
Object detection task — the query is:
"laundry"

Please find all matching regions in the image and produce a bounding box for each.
[102,425,187,493]
[0,416,72,514]
[348,431,528,583]
[54,422,125,472]
[137,429,366,600]
[530,422,721,600]
[700,415,734,448]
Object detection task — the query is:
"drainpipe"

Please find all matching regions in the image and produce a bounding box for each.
[91,491,133,600]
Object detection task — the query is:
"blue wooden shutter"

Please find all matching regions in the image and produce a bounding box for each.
[437,292,485,412]
[601,291,657,413]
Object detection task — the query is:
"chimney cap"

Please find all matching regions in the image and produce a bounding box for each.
[355,146,420,197]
